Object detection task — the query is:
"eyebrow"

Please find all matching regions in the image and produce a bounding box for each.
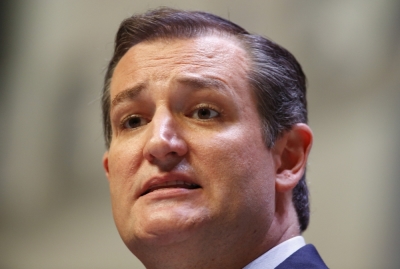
[111,83,146,109]
[110,76,228,109]
[176,76,227,92]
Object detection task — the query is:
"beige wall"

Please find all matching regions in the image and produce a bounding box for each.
[1,1,399,268]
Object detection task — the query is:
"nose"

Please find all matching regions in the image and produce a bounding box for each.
[143,108,188,170]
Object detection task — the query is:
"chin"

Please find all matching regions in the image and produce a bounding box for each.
[122,209,210,248]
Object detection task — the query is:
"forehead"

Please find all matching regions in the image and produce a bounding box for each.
[110,35,251,97]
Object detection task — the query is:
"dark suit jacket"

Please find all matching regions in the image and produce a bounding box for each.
[275,244,328,269]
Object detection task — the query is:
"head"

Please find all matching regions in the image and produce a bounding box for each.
[102,7,312,268]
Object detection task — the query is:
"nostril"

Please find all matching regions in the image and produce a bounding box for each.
[144,134,188,161]
[150,154,185,171]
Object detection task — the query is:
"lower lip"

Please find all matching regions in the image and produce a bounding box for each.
[141,187,201,200]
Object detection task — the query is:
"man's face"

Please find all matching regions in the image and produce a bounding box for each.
[103,35,279,253]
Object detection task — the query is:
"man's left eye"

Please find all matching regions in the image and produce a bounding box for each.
[191,107,219,119]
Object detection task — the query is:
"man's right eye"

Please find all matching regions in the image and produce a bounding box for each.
[121,116,149,129]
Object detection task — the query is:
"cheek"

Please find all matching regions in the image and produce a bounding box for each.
[192,126,274,198]
[193,137,276,226]
[107,144,144,236]
[107,142,144,204]
[108,140,143,178]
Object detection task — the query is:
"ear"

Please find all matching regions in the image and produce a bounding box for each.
[103,151,110,181]
[272,123,313,193]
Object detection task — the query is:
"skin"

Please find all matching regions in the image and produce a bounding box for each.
[103,35,313,269]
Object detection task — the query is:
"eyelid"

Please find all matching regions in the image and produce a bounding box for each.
[190,103,221,119]
[119,114,149,130]
[116,103,222,130]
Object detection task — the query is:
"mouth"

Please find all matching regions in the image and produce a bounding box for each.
[141,180,201,196]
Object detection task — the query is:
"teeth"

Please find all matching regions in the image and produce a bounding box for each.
[150,180,197,189]
[151,181,196,188]
[142,180,199,196]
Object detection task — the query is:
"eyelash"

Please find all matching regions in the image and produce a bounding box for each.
[118,104,222,130]
[119,114,149,130]
[189,104,221,120]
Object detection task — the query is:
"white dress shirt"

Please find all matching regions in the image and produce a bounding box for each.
[243,236,306,269]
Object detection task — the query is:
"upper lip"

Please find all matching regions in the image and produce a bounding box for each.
[138,173,201,197]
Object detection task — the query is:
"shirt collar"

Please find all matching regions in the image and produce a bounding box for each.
[243,236,306,269]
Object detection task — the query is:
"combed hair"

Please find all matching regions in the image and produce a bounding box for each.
[102,7,310,232]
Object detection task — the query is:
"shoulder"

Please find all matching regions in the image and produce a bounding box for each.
[275,244,329,269]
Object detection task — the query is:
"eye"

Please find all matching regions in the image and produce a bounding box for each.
[122,116,149,129]
[191,107,219,120]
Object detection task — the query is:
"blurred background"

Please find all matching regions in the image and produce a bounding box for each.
[1,0,399,268]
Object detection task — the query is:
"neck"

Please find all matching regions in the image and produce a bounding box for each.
[266,191,302,247]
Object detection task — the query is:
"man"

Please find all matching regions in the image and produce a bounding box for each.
[101,7,328,269]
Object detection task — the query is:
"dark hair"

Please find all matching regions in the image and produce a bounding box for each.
[102,7,310,232]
